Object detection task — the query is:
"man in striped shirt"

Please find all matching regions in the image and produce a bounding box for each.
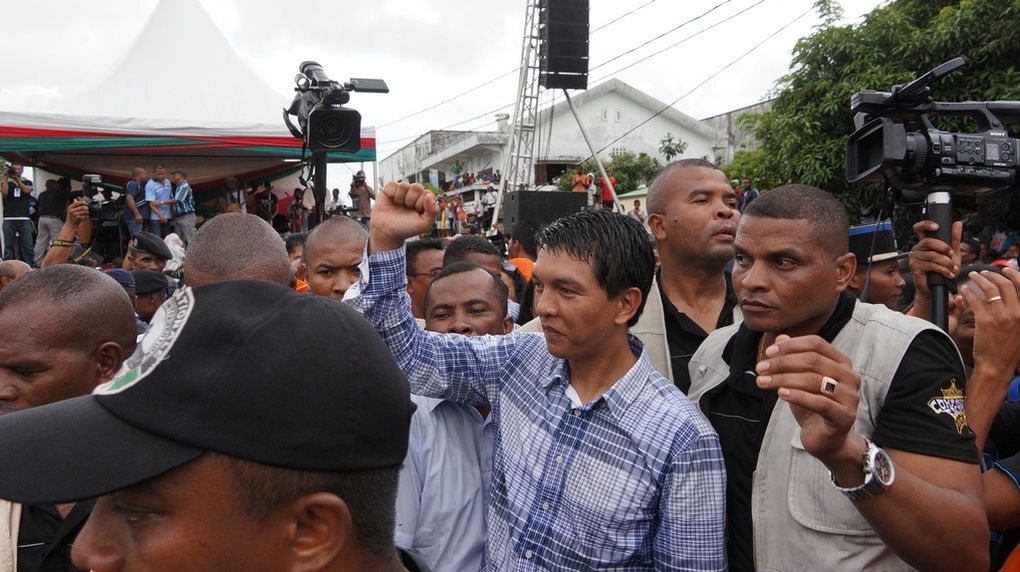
[350,181,726,571]
[170,168,196,246]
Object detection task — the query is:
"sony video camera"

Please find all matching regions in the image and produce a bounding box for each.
[846,57,1020,198]
[283,62,388,153]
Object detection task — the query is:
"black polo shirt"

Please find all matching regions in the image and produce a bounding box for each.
[17,500,93,572]
[658,270,738,394]
[4,178,32,219]
[36,190,70,219]
[700,293,976,572]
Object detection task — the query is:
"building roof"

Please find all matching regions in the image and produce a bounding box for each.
[547,78,719,141]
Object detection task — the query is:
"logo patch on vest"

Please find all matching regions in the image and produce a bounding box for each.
[94,287,194,395]
[927,379,968,434]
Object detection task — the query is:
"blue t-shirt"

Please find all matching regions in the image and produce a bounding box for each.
[145,178,172,220]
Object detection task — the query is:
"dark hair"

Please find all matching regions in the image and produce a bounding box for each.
[501,262,526,301]
[744,184,849,257]
[220,454,399,558]
[0,265,136,352]
[443,236,500,266]
[537,209,654,327]
[285,233,307,256]
[509,221,539,259]
[425,262,508,317]
[517,280,536,325]
[185,213,292,287]
[58,177,71,191]
[646,158,723,213]
[406,238,445,274]
[956,263,1003,284]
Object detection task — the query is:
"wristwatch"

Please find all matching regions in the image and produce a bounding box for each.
[829,436,895,501]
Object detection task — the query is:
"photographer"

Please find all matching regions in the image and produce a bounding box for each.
[2,163,35,265]
[348,170,375,226]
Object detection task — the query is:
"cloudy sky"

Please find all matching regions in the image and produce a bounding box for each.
[1,0,885,189]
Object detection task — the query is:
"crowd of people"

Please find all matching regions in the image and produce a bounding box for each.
[2,156,1020,571]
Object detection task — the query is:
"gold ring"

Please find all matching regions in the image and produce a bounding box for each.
[988,295,1004,302]
[820,376,839,396]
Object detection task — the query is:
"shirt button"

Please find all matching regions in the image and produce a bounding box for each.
[555,454,564,464]
[525,550,534,559]
[572,409,581,416]
[541,501,550,510]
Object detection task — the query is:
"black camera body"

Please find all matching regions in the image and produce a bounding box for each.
[847,57,1020,197]
[284,62,388,153]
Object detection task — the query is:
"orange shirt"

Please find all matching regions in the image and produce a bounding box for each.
[509,257,534,282]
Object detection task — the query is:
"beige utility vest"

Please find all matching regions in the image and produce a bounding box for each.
[689,302,948,571]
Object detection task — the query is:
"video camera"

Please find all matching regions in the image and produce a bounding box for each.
[283,61,388,153]
[847,57,1020,199]
[846,57,1020,331]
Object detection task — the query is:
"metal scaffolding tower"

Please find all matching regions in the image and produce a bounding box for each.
[495,0,542,215]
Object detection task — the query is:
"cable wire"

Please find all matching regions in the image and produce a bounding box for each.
[587,5,814,160]
[589,0,733,72]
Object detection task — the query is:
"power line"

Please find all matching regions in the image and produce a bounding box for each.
[586,5,814,161]
[377,67,519,128]
[589,0,767,83]
[590,0,659,34]
[589,0,733,72]
[378,1,756,147]
[376,0,665,130]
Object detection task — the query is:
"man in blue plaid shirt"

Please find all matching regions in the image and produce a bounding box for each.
[349,182,726,571]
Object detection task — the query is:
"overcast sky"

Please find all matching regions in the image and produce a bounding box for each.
[1,0,885,189]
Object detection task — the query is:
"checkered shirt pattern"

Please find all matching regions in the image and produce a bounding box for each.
[349,246,727,571]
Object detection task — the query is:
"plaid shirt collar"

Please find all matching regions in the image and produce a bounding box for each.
[540,335,652,423]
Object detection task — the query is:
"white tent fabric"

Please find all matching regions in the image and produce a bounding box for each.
[52,0,290,126]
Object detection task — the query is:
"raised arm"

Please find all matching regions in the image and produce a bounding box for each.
[349,181,533,406]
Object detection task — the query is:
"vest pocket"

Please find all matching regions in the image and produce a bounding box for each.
[786,436,875,535]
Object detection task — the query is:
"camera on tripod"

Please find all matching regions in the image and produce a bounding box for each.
[283,61,388,153]
[846,57,1020,199]
[845,57,1020,331]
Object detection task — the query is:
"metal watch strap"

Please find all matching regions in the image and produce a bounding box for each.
[829,437,891,501]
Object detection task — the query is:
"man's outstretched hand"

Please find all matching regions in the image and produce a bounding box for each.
[369,182,440,253]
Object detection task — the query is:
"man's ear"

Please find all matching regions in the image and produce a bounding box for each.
[835,253,858,293]
[94,342,127,383]
[613,287,643,327]
[647,213,667,242]
[502,316,514,334]
[285,492,352,572]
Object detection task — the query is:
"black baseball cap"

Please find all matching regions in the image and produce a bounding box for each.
[171,167,188,177]
[0,280,414,504]
[130,232,172,261]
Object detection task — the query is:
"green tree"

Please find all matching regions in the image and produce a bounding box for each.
[658,133,688,162]
[556,151,662,193]
[741,0,1020,226]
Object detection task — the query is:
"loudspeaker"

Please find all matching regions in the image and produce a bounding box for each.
[538,0,589,90]
[503,191,588,229]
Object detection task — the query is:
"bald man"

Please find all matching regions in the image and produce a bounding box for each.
[302,216,368,300]
[0,264,137,569]
[0,260,31,292]
[184,212,293,287]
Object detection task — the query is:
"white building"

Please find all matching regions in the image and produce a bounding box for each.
[379,78,725,189]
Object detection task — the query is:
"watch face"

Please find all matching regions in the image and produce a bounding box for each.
[871,448,895,486]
